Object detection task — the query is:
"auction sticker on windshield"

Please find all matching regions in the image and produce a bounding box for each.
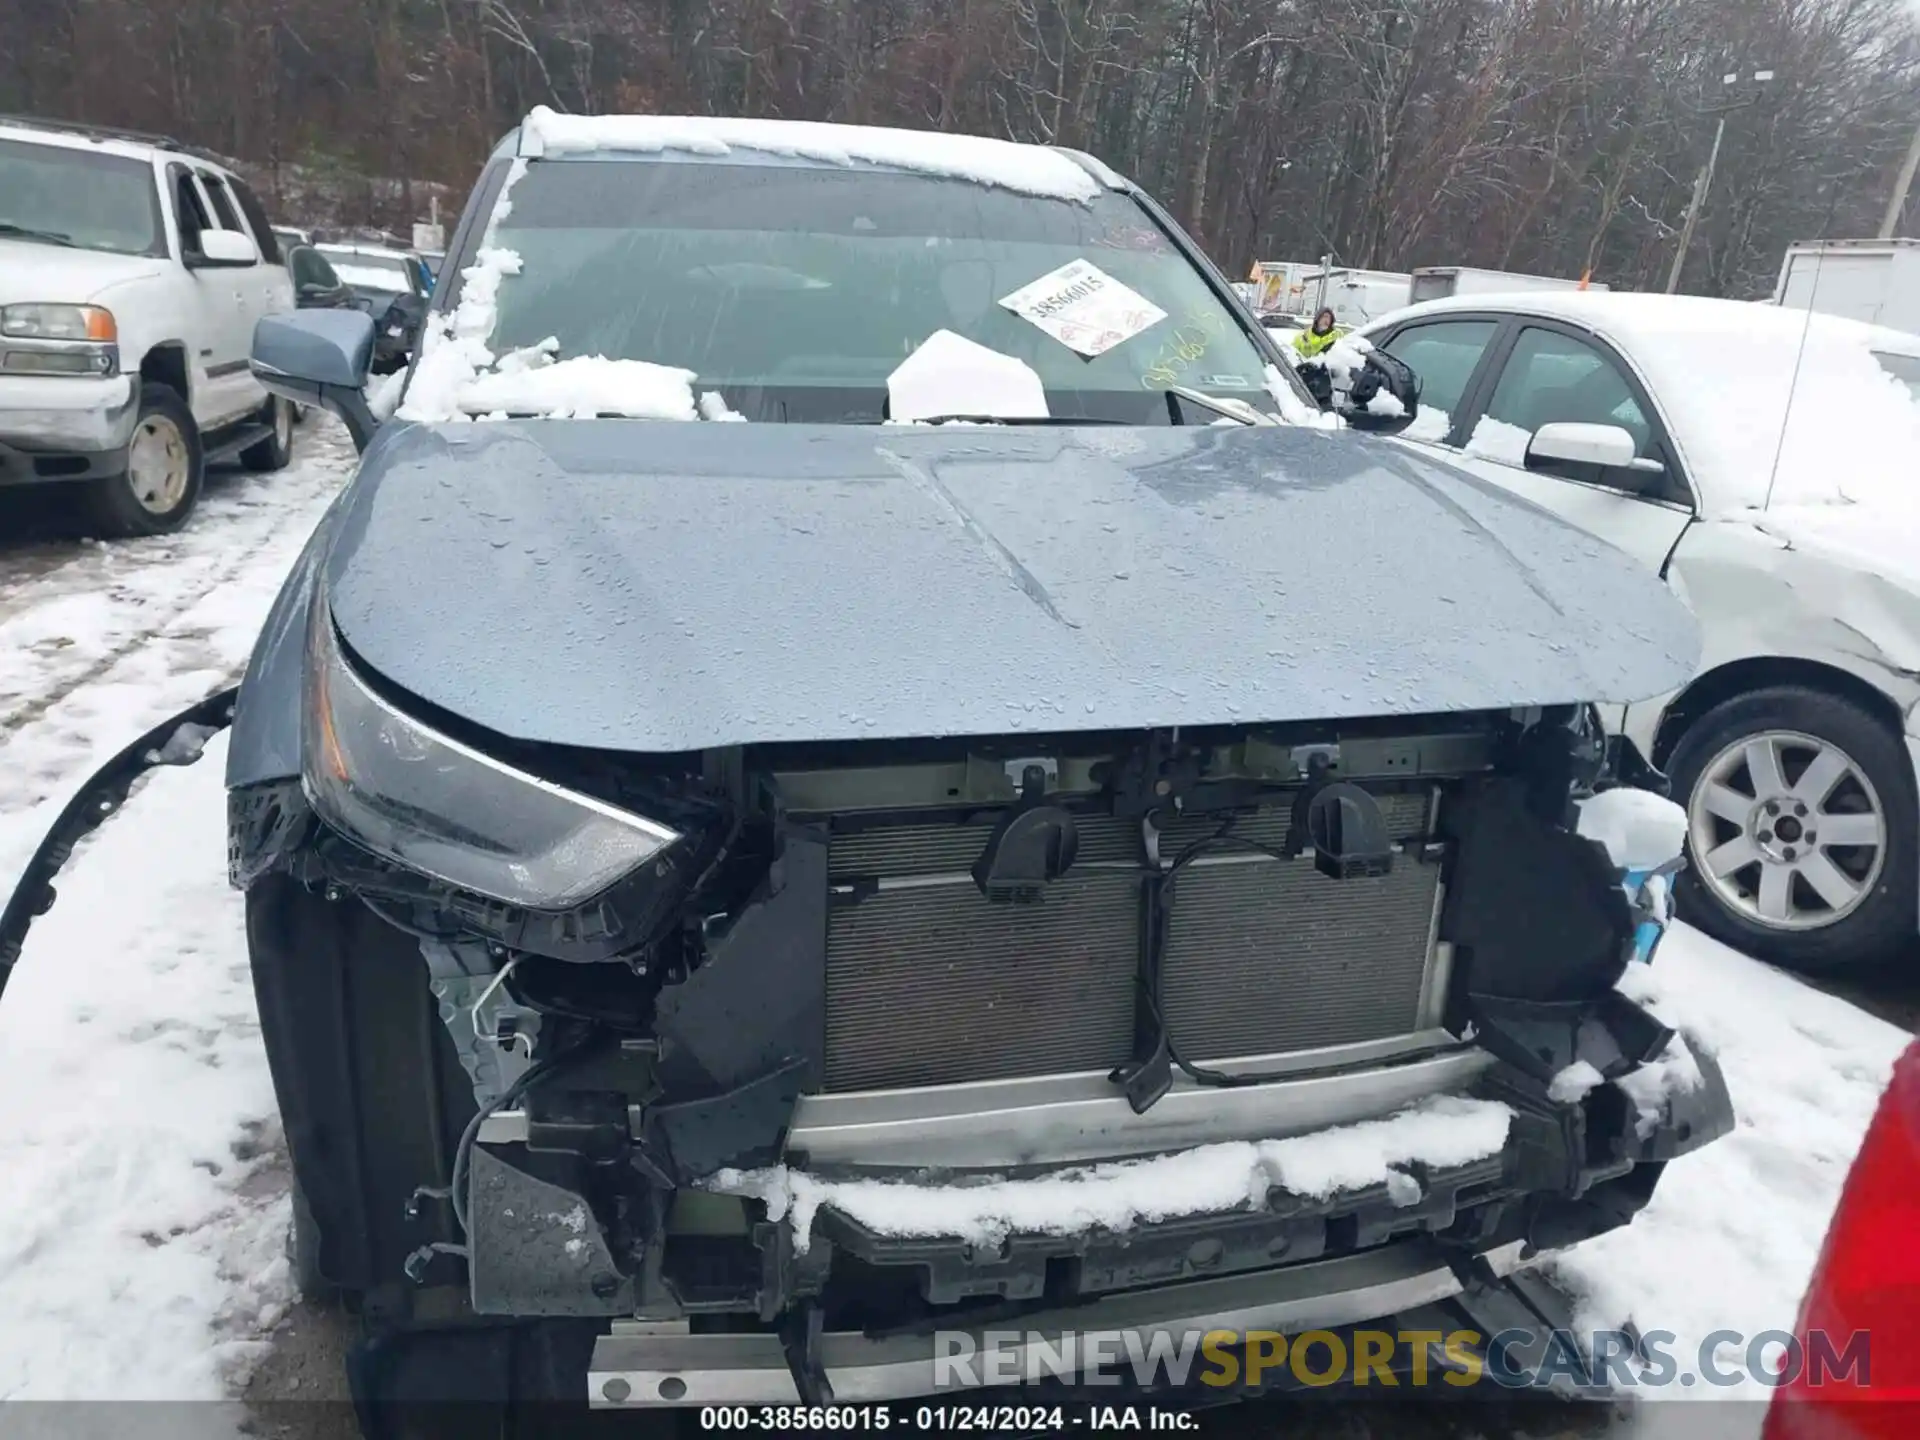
[1000,259,1167,358]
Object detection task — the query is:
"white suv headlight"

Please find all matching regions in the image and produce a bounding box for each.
[1,303,116,341]
[0,304,119,375]
[300,591,680,910]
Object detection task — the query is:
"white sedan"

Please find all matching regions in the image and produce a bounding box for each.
[1358,291,1920,972]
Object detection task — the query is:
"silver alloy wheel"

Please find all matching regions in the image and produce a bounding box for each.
[1686,729,1887,931]
[127,412,190,514]
[273,396,293,449]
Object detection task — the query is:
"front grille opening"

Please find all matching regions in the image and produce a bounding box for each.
[822,797,1442,1093]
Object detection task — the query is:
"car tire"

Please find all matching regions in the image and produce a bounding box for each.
[240,395,295,472]
[85,382,204,537]
[1666,685,1917,973]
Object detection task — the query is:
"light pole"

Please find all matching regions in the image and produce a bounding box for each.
[1665,67,1774,295]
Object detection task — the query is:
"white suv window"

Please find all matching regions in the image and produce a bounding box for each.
[198,171,244,232]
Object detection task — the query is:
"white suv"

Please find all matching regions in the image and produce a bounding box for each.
[0,116,297,535]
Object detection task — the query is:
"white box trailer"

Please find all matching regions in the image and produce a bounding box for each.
[1773,239,1920,334]
[1407,267,1608,304]
[1248,261,1317,315]
[1249,262,1411,324]
[1307,268,1415,328]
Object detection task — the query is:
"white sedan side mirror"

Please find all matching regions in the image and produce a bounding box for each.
[1528,421,1665,475]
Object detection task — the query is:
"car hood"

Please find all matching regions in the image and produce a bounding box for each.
[0,238,170,305]
[323,421,1700,753]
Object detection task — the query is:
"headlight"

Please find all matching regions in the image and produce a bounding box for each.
[0,304,119,376]
[301,593,680,909]
[1,303,116,341]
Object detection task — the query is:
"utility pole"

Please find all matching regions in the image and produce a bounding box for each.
[1879,120,1920,240]
[1666,118,1726,295]
[1666,67,1773,294]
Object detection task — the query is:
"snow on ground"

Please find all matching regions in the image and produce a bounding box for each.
[0,424,352,817]
[1548,923,1910,1413]
[0,425,354,1400]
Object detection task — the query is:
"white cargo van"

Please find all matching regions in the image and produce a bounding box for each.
[1773,239,1920,334]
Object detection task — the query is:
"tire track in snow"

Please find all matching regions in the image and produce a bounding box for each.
[0,423,354,825]
[0,423,356,1403]
[0,425,352,746]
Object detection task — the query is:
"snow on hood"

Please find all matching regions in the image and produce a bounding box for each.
[1630,303,1920,514]
[516,107,1103,203]
[707,1095,1512,1254]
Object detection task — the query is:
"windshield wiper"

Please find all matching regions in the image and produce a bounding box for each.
[903,414,1127,426]
[0,222,77,248]
[1162,386,1279,427]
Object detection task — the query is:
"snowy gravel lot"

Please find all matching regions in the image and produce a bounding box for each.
[0,421,1910,1439]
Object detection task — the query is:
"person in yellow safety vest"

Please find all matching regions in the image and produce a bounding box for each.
[1292,307,1345,360]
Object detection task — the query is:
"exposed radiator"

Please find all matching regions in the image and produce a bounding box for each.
[823,794,1441,1093]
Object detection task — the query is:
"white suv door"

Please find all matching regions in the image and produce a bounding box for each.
[166,163,257,429]
[201,169,289,394]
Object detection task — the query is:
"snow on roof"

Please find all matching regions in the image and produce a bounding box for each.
[0,119,167,164]
[709,1094,1513,1254]
[1368,291,1920,515]
[515,106,1105,203]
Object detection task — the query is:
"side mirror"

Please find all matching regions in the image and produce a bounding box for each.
[1528,421,1665,475]
[1339,347,1420,435]
[251,309,379,451]
[191,228,259,268]
[386,292,429,335]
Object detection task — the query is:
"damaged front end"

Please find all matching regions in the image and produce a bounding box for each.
[214,612,1730,1405]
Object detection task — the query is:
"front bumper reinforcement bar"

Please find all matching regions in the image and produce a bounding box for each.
[587,1238,1529,1407]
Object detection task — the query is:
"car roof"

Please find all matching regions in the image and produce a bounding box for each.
[1363,291,1920,514]
[0,115,231,170]
[488,108,1124,201]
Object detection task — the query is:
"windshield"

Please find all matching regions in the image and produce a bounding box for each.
[0,139,164,257]
[322,252,412,294]
[478,158,1282,423]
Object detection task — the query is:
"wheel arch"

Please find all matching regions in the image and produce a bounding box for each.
[138,341,193,406]
[1650,655,1907,769]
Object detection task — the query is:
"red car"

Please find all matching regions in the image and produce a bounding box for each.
[1764,1037,1920,1438]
